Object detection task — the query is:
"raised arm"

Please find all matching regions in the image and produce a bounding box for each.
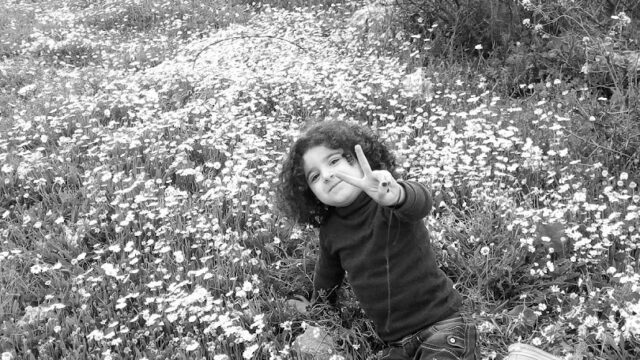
[391,181,433,222]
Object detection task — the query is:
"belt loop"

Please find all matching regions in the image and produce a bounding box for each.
[400,332,415,348]
[414,330,423,344]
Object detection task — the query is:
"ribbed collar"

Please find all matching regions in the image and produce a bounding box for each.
[334,191,371,218]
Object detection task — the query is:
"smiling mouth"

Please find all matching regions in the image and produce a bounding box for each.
[329,181,342,193]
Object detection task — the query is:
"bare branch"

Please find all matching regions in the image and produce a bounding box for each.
[191,35,311,67]
[565,128,632,159]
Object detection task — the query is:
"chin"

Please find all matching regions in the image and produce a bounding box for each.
[334,194,360,207]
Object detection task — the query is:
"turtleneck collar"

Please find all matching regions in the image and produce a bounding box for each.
[334,191,370,218]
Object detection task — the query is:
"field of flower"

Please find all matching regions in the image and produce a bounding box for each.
[1,0,639,359]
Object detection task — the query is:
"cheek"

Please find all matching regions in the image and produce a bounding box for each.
[308,183,324,198]
[349,162,364,176]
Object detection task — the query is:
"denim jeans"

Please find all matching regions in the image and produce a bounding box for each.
[379,313,480,360]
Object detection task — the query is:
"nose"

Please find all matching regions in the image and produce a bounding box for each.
[321,172,334,182]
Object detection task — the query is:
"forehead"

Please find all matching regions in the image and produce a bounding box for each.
[302,145,343,173]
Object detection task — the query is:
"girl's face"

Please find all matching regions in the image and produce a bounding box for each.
[303,145,363,207]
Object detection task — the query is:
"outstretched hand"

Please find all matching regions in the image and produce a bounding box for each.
[335,145,405,207]
[286,295,311,314]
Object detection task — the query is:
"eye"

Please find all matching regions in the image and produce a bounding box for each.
[329,156,341,165]
[308,173,319,183]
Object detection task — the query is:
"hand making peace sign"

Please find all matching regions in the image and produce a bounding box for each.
[335,145,405,207]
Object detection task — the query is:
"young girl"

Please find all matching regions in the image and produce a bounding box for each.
[277,121,480,360]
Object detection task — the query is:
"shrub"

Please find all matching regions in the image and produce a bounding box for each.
[395,0,640,94]
[390,0,640,179]
[79,0,253,35]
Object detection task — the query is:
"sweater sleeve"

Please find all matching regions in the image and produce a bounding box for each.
[313,234,345,303]
[391,181,433,222]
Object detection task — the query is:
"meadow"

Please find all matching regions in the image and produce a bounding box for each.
[1,0,639,359]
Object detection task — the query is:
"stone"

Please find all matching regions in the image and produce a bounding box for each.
[292,325,342,360]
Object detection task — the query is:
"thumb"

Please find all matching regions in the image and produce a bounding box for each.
[334,171,365,189]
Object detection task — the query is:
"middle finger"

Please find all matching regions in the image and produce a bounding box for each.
[354,145,373,177]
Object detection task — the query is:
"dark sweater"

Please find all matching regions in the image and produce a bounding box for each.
[314,181,462,342]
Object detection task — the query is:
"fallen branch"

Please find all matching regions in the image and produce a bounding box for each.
[191,35,310,67]
[565,128,632,159]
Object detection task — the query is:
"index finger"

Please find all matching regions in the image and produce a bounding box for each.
[354,145,373,177]
[334,171,366,189]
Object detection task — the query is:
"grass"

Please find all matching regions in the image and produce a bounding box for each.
[1,0,639,359]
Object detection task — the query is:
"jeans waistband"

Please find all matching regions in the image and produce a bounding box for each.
[387,312,462,348]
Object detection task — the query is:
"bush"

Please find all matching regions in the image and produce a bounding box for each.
[395,0,640,92]
[79,0,253,35]
[0,4,45,59]
[391,0,640,176]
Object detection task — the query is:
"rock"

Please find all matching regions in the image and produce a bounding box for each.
[508,304,538,327]
[401,67,434,102]
[348,1,401,43]
[17,305,55,327]
[292,325,342,360]
[593,49,640,73]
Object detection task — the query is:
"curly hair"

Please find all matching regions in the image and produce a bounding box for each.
[277,121,398,227]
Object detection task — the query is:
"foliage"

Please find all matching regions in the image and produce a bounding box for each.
[393,0,640,194]
[394,0,640,96]
[0,0,639,359]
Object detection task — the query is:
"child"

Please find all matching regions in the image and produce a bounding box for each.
[277,121,480,360]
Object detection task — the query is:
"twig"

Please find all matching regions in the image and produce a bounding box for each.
[191,35,311,67]
[565,128,631,159]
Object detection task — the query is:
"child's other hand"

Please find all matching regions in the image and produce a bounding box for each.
[286,295,311,314]
[335,145,405,207]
